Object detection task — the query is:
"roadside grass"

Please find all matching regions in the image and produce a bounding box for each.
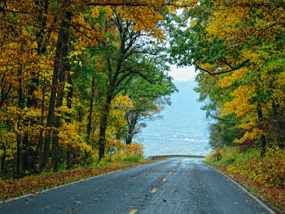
[0,159,161,202]
[123,154,144,163]
[203,147,285,213]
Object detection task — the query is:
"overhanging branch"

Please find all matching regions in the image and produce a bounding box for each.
[195,59,250,76]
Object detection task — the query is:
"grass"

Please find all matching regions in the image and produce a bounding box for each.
[204,147,285,214]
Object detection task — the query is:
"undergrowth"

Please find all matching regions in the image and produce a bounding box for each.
[206,147,285,187]
[205,146,285,213]
[0,143,148,201]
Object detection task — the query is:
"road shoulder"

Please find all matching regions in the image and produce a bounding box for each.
[202,160,283,214]
[0,159,166,203]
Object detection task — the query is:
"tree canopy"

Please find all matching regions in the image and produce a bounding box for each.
[170,0,285,156]
[1,0,284,180]
[0,0,186,178]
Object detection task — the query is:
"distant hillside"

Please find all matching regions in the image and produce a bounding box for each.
[136,80,211,157]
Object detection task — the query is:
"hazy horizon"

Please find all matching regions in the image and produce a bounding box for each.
[135,80,211,157]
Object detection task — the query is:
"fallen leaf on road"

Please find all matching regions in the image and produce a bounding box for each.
[163,199,167,202]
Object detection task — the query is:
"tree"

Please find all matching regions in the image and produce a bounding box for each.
[123,76,176,145]
[85,7,175,160]
[0,0,189,177]
[170,0,285,156]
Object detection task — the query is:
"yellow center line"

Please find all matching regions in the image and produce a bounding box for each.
[163,178,167,182]
[129,210,137,214]
[151,188,157,193]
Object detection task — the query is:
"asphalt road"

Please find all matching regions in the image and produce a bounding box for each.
[0,158,275,214]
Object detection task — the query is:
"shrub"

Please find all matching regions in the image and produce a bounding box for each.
[97,158,107,168]
[206,146,285,187]
[205,152,216,162]
[112,142,144,162]
[123,155,143,163]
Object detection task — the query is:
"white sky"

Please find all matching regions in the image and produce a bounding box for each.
[169,65,197,81]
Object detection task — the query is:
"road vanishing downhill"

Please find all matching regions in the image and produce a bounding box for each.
[0,158,275,214]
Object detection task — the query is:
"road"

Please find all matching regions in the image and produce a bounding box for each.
[0,158,275,214]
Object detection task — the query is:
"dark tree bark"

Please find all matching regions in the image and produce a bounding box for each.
[272,101,285,148]
[125,111,139,145]
[36,79,46,170]
[66,70,73,169]
[41,11,71,171]
[1,145,6,172]
[98,94,112,161]
[21,133,29,173]
[257,105,266,157]
[97,13,157,161]
[87,77,96,144]
[40,59,58,170]
[66,71,73,114]
[51,11,72,171]
[21,76,38,173]
[16,68,24,177]
[21,0,51,174]
[0,77,11,108]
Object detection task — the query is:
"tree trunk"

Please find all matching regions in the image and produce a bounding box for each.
[40,62,58,170]
[126,111,139,145]
[66,147,71,169]
[257,105,266,157]
[126,135,133,145]
[37,79,46,170]
[22,65,39,173]
[34,0,49,171]
[16,68,24,177]
[0,83,11,109]
[1,145,6,171]
[51,11,71,172]
[98,94,112,161]
[40,12,71,171]
[66,70,73,168]
[21,132,29,173]
[66,72,73,116]
[272,102,285,148]
[87,77,95,144]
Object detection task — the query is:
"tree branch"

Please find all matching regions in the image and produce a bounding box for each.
[195,59,250,76]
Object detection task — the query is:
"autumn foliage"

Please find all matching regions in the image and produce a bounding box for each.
[171,1,285,211]
[205,147,285,211]
[170,0,285,155]
[0,0,183,179]
[0,159,150,201]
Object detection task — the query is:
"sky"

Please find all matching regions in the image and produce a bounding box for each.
[169,65,197,81]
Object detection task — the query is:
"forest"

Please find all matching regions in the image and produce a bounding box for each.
[0,1,285,207]
[0,0,189,179]
[169,0,285,210]
[171,0,285,154]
